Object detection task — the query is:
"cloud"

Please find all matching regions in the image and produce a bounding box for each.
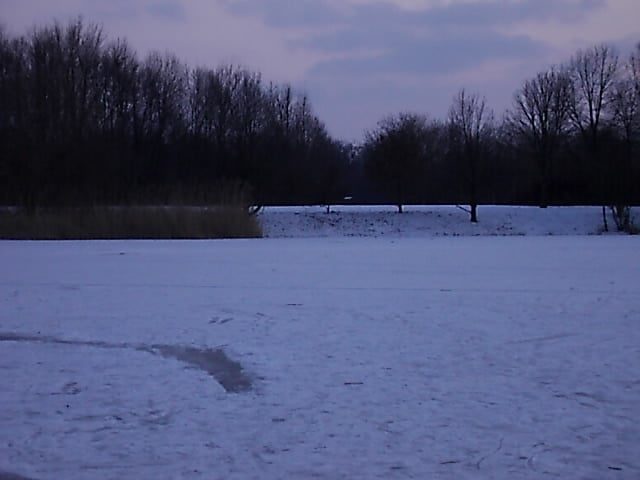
[145,1,186,22]
[308,31,545,77]
[401,0,606,27]
[503,0,640,55]
[222,0,606,30]
[221,0,342,28]
[220,0,602,80]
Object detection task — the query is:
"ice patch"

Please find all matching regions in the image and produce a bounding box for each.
[151,345,251,393]
[0,333,251,393]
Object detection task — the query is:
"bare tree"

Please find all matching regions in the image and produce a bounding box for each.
[567,44,619,230]
[100,40,138,139]
[568,44,619,147]
[209,66,242,161]
[0,28,29,204]
[630,43,640,102]
[187,65,244,181]
[0,28,28,134]
[139,53,188,144]
[448,89,493,223]
[363,113,431,213]
[508,67,571,207]
[607,47,640,232]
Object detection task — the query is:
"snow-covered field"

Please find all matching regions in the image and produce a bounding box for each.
[259,205,634,237]
[1,207,639,479]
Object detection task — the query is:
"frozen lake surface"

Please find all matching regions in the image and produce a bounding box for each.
[1,208,639,479]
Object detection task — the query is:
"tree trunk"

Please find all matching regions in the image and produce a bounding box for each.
[397,203,403,214]
[470,204,478,223]
[468,154,478,222]
[611,205,631,232]
[539,178,549,208]
[539,157,550,208]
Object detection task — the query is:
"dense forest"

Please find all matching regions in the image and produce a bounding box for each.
[0,20,638,228]
[0,20,348,210]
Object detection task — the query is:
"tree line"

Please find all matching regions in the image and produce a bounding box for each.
[0,19,348,209]
[361,43,639,229]
[0,20,638,229]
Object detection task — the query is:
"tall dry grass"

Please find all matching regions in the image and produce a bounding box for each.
[0,206,262,240]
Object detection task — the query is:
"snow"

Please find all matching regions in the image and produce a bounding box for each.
[259,205,635,237]
[1,207,639,479]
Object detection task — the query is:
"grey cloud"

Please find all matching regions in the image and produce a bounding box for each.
[221,0,340,27]
[145,1,186,21]
[220,0,606,30]
[309,31,546,77]
[219,0,599,77]
[401,0,606,28]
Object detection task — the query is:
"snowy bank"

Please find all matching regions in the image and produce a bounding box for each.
[259,205,637,238]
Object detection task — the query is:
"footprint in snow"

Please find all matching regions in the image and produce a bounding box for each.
[209,317,233,325]
[62,382,81,395]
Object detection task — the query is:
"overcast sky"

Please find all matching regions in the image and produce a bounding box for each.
[1,0,639,140]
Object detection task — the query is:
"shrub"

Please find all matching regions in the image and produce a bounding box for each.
[0,206,262,240]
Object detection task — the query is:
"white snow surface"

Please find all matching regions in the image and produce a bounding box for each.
[259,205,636,238]
[1,207,639,479]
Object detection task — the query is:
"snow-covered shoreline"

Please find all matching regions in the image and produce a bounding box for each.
[259,205,637,238]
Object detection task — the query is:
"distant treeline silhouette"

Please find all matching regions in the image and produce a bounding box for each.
[0,20,638,226]
[0,19,348,210]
